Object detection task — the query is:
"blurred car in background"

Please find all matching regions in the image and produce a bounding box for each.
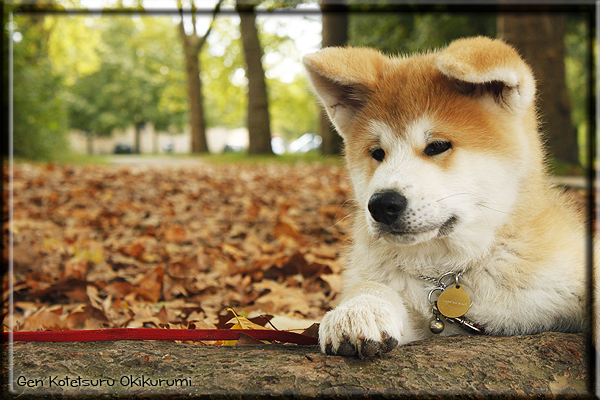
[222,143,245,153]
[163,141,174,153]
[114,143,133,154]
[288,133,322,153]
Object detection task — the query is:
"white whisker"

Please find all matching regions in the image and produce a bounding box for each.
[436,193,471,202]
[477,203,510,215]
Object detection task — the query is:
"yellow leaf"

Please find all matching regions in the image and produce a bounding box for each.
[88,248,103,264]
[227,308,270,330]
[222,308,270,346]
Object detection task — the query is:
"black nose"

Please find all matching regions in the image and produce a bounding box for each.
[368,190,407,226]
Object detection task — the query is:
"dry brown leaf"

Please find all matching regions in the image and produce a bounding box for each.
[319,274,344,294]
[253,281,311,316]
[134,265,164,303]
[163,226,188,243]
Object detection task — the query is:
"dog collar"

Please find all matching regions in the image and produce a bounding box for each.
[418,272,486,335]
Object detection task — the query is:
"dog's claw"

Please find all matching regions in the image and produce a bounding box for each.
[380,333,399,353]
[325,343,335,355]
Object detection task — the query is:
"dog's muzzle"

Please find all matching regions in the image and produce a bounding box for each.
[368,189,458,238]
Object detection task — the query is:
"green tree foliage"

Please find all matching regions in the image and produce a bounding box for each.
[62,15,187,152]
[47,16,102,85]
[133,15,188,133]
[11,3,320,159]
[200,17,247,129]
[268,76,318,141]
[12,13,69,160]
[202,14,317,141]
[565,14,592,166]
[260,21,318,140]
[349,11,496,55]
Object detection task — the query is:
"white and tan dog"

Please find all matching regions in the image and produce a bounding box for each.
[303,36,589,357]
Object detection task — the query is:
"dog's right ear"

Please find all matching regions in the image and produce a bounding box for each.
[302,47,385,136]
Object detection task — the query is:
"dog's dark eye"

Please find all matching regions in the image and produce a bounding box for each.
[370,148,386,162]
[424,141,452,157]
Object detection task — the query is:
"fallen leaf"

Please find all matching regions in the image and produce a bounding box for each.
[163,226,187,243]
[134,265,164,303]
[235,332,264,346]
[4,162,361,335]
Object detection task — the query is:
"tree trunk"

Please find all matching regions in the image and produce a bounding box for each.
[237,1,273,155]
[3,332,590,397]
[319,0,347,156]
[181,36,209,154]
[134,122,144,154]
[86,132,94,155]
[153,129,159,154]
[178,0,222,155]
[497,12,579,166]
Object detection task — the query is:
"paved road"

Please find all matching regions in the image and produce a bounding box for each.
[551,176,588,189]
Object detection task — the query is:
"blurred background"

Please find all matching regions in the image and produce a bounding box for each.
[6,0,593,170]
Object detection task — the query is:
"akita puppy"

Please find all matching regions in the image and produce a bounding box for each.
[303,36,589,358]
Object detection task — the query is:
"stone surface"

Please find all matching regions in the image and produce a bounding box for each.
[2,332,593,399]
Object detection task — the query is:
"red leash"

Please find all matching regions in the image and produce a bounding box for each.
[2,328,318,345]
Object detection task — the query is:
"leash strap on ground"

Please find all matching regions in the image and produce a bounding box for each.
[2,328,318,345]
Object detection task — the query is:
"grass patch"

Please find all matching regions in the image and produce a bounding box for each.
[54,153,112,165]
[196,151,344,166]
[547,157,584,177]
[11,152,111,166]
[9,151,345,167]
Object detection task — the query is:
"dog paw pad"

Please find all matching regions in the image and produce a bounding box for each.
[337,340,358,357]
[359,339,380,358]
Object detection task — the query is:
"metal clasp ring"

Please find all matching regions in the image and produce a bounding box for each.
[437,271,458,289]
[428,287,443,304]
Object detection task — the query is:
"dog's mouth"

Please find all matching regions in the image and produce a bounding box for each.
[366,190,459,244]
[373,215,459,244]
[438,215,459,235]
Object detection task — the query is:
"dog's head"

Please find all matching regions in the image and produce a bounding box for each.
[303,37,542,248]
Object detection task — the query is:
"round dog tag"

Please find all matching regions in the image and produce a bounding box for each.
[437,284,470,318]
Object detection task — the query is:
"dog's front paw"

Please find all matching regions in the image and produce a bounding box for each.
[319,294,404,358]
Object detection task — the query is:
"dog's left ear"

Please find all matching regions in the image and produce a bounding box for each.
[436,36,536,114]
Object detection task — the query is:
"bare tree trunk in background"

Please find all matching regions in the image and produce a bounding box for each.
[237,0,273,155]
[498,12,579,166]
[178,0,223,154]
[319,0,347,156]
[134,122,144,154]
[182,39,208,154]
[86,132,94,155]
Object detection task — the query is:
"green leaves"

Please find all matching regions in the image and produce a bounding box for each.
[12,6,323,161]
[62,16,187,138]
[46,16,103,85]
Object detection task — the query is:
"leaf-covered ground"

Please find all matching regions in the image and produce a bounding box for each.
[3,160,589,336]
[3,161,353,333]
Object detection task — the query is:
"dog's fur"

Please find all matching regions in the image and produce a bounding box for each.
[303,37,589,357]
